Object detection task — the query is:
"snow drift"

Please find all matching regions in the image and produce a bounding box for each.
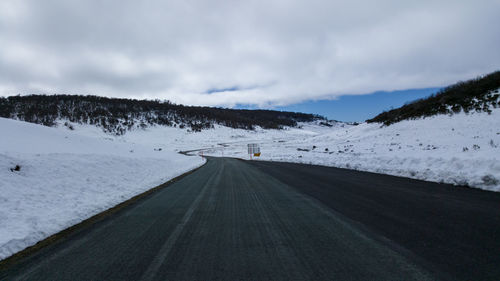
[0,118,204,260]
[203,109,500,191]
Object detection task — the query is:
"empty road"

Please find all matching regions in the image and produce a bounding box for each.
[2,157,500,280]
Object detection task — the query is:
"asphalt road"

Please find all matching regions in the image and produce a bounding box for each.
[2,157,500,280]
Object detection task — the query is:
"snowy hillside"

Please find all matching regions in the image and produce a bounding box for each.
[368,71,500,125]
[200,109,500,191]
[0,118,204,260]
[1,104,499,262]
[59,108,500,192]
[0,95,323,134]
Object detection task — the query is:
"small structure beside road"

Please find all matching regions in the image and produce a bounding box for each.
[247,143,261,159]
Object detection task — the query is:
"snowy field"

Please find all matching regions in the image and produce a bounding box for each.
[0,118,205,260]
[1,106,499,261]
[201,109,500,192]
[63,108,500,192]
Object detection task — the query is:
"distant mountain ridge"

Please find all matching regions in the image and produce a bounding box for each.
[368,71,500,125]
[0,95,324,135]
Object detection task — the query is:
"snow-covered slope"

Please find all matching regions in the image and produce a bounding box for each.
[75,109,499,192]
[2,106,499,261]
[202,109,500,191]
[0,118,204,260]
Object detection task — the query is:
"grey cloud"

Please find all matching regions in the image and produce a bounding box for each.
[0,0,499,106]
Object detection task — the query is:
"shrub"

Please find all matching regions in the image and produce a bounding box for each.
[367,71,500,125]
[10,165,21,172]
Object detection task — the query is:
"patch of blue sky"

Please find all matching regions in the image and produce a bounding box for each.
[236,88,441,122]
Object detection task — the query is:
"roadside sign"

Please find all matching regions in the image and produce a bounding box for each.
[247,143,261,158]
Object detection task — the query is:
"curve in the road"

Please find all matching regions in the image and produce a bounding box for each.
[2,157,500,280]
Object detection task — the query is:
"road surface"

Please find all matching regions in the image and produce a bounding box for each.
[2,157,500,280]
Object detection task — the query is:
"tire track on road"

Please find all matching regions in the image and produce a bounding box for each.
[140,160,224,281]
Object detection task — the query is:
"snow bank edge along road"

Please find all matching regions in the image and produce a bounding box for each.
[0,117,205,261]
[204,108,500,192]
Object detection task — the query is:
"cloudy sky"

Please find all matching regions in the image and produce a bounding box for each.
[1,0,499,108]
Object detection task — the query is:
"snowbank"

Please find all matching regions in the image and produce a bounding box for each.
[0,118,204,260]
[58,109,500,191]
[203,109,500,191]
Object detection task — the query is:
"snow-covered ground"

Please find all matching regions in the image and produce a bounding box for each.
[201,109,500,191]
[1,106,499,261]
[62,109,500,192]
[0,118,205,260]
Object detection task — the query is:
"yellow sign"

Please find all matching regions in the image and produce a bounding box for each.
[254,153,261,157]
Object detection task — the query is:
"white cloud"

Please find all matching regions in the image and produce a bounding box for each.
[0,0,499,106]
